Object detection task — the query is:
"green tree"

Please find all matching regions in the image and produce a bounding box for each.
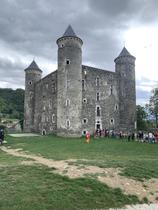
[148,88,158,128]
[136,105,148,130]
[0,97,6,113]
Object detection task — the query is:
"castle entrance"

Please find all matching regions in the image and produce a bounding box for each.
[42,129,46,135]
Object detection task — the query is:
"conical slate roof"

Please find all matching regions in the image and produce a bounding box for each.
[63,25,77,37]
[118,47,131,57]
[25,60,42,72]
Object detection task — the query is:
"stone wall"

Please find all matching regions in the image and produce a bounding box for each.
[33,71,57,135]
[82,65,119,135]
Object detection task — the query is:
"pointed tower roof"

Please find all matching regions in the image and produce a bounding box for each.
[118,47,131,57]
[25,60,42,72]
[63,25,77,37]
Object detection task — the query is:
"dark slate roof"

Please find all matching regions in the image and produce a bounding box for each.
[25,60,42,72]
[63,25,77,37]
[118,47,131,57]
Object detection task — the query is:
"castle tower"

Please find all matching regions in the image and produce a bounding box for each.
[56,25,83,137]
[24,60,42,132]
[114,47,136,131]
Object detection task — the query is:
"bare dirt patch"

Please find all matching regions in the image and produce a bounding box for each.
[1,146,158,203]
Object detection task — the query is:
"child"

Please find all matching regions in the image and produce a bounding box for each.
[86,131,91,143]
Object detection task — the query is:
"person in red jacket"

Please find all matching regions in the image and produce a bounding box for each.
[86,131,91,143]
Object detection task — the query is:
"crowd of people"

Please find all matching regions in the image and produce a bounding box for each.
[93,129,158,143]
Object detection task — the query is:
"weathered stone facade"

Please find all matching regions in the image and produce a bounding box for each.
[24,25,136,136]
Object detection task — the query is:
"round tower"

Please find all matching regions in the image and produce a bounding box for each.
[24,60,42,132]
[56,25,83,137]
[114,47,136,131]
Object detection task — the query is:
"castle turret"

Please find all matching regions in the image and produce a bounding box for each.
[56,25,83,137]
[24,60,42,132]
[114,47,136,131]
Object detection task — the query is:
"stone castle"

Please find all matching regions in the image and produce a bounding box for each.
[24,25,136,137]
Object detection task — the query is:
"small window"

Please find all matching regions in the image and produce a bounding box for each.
[83,98,87,103]
[43,106,46,111]
[82,80,85,90]
[46,84,48,89]
[96,92,100,101]
[66,59,70,65]
[110,118,114,125]
[115,104,118,111]
[96,106,101,117]
[83,118,88,124]
[66,99,70,106]
[66,120,70,128]
[52,83,56,93]
[29,81,32,85]
[96,76,100,86]
[110,85,113,95]
[46,116,49,122]
[52,114,55,123]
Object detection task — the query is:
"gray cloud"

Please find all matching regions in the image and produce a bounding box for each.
[0,0,158,104]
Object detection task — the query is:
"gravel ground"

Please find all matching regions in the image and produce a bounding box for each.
[109,203,158,210]
[9,133,41,137]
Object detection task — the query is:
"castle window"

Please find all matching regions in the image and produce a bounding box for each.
[66,99,70,106]
[110,118,114,125]
[43,106,46,111]
[29,81,32,85]
[52,114,55,123]
[82,80,85,90]
[82,118,88,124]
[52,83,56,93]
[83,98,87,103]
[96,106,101,117]
[82,130,86,135]
[114,104,118,111]
[110,85,113,95]
[66,120,70,128]
[96,76,100,86]
[96,92,100,101]
[66,59,70,65]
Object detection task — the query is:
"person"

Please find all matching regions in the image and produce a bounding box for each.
[148,131,153,143]
[0,129,4,145]
[85,131,91,143]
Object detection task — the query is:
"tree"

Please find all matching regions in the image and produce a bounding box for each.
[0,97,6,113]
[148,88,158,128]
[136,105,148,130]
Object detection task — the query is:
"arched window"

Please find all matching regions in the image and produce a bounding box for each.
[96,92,100,101]
[96,76,100,86]
[110,118,114,125]
[82,80,85,90]
[96,106,101,117]
[66,99,70,106]
[52,114,55,123]
[66,120,70,128]
[110,85,113,95]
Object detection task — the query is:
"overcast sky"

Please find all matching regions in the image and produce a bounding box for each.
[0,0,158,105]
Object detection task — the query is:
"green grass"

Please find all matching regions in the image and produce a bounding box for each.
[2,135,157,209]
[6,135,158,181]
[0,152,140,210]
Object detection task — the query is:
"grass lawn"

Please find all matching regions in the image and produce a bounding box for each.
[0,135,158,209]
[6,135,158,181]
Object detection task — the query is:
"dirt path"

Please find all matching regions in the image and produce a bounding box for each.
[1,146,158,203]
